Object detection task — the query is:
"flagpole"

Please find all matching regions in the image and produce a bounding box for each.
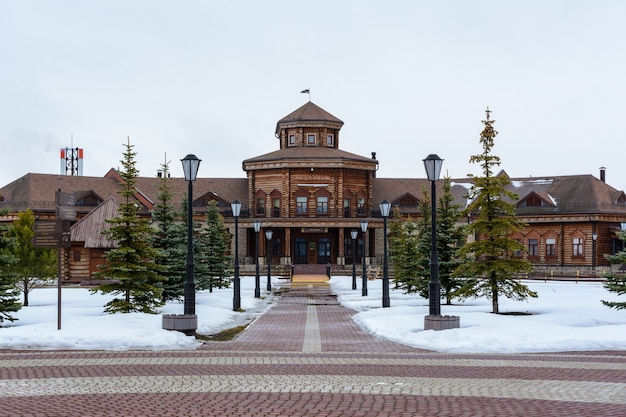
[300,89,311,101]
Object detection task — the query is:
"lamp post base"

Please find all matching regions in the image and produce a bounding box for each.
[424,315,460,331]
[162,314,198,336]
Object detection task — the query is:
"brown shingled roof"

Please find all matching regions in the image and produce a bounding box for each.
[243,146,376,167]
[0,173,128,214]
[134,176,249,212]
[275,101,343,136]
[372,174,626,216]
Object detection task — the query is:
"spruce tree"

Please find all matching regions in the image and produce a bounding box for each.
[151,160,187,302]
[195,200,232,292]
[0,208,20,324]
[91,139,165,313]
[414,190,435,298]
[389,208,426,295]
[7,209,56,306]
[454,108,535,314]
[436,177,466,305]
[601,230,626,310]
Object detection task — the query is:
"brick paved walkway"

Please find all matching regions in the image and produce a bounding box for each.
[1,281,625,416]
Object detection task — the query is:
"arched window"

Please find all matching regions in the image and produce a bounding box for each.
[270,190,282,217]
[254,190,267,216]
[294,189,309,216]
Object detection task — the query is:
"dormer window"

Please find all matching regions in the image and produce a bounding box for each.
[307,134,316,145]
[327,134,334,146]
[289,134,296,146]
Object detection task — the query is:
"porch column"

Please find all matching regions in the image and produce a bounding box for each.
[282,227,292,265]
[338,227,345,265]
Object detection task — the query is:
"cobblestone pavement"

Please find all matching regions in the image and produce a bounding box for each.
[1,282,625,416]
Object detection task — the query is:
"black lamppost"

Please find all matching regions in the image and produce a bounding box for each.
[265,229,273,291]
[351,229,358,290]
[361,220,368,296]
[231,200,242,311]
[591,221,597,272]
[181,154,201,317]
[254,220,261,298]
[423,154,444,317]
[380,200,392,308]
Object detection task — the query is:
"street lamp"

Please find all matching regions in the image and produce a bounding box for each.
[379,200,392,308]
[423,154,443,317]
[592,229,598,271]
[254,220,261,298]
[231,200,242,311]
[361,220,368,296]
[351,229,358,290]
[181,154,201,319]
[265,229,273,291]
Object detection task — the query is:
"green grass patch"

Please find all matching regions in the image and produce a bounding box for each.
[196,324,249,341]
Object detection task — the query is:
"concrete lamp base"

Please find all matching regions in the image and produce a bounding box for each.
[424,315,460,331]
[162,314,198,336]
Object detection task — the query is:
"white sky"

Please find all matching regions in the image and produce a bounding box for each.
[2,1,626,190]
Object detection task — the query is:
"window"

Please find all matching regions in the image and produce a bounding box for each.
[327,134,334,146]
[317,196,328,215]
[272,198,280,217]
[357,197,365,215]
[514,239,523,257]
[526,195,543,206]
[256,198,265,215]
[528,239,538,257]
[573,237,584,257]
[343,198,351,218]
[272,238,281,256]
[546,238,556,257]
[296,196,307,214]
[307,134,316,145]
[289,134,296,146]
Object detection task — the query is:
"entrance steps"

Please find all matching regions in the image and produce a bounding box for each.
[291,274,329,283]
[291,264,329,283]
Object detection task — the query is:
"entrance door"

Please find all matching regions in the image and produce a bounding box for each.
[317,238,331,264]
[294,238,308,264]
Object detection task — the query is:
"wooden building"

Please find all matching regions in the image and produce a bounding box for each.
[2,101,626,283]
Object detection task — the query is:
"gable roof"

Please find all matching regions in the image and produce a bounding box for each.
[70,197,119,248]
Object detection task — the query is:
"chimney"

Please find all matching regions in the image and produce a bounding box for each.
[600,167,606,183]
[371,152,377,178]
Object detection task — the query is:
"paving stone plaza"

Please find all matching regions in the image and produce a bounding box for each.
[1,282,625,416]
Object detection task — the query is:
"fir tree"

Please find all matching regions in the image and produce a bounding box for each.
[389,208,426,295]
[0,208,20,324]
[7,209,56,306]
[195,200,232,292]
[454,108,535,314]
[91,139,165,313]
[151,160,187,302]
[601,230,626,310]
[436,177,466,305]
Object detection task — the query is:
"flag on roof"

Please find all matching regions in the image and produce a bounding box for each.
[300,89,310,94]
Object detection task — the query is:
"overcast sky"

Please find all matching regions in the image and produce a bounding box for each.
[2,1,626,190]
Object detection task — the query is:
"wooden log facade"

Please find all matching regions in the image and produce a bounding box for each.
[2,101,626,283]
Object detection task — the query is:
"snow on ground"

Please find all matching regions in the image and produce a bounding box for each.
[332,277,626,353]
[1,276,625,353]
